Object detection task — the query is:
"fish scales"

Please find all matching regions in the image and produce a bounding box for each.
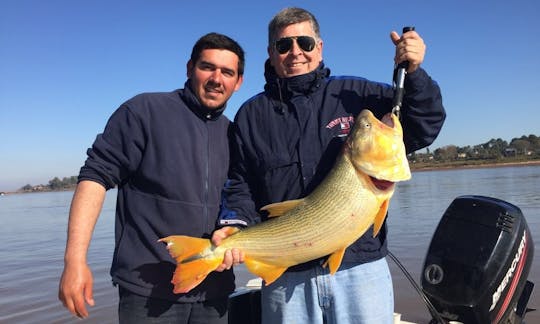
[215,157,371,264]
[159,110,411,293]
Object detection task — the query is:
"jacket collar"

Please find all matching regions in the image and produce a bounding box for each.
[180,80,226,121]
[263,59,330,100]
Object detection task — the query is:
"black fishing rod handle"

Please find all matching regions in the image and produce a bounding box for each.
[392,26,416,114]
[398,26,415,70]
[402,26,415,33]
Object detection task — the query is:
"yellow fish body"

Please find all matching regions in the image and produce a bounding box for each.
[159,109,411,293]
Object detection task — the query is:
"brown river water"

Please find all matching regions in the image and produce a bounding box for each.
[1,165,539,323]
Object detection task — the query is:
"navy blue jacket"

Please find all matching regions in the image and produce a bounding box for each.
[218,62,445,270]
[79,82,234,302]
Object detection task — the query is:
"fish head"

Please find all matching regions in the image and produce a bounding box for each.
[346,109,411,183]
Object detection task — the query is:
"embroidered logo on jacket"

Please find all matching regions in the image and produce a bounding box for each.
[326,116,354,137]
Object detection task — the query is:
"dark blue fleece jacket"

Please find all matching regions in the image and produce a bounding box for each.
[79,82,234,302]
[218,62,445,270]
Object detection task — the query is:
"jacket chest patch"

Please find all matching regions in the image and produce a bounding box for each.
[325,116,354,137]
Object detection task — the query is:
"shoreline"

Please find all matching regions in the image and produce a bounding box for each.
[2,160,539,194]
[410,160,540,172]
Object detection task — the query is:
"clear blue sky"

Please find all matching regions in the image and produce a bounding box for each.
[1,0,539,191]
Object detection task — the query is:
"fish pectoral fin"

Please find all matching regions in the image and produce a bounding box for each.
[158,235,212,263]
[172,258,222,294]
[244,258,287,285]
[372,199,389,237]
[260,199,305,217]
[322,247,346,274]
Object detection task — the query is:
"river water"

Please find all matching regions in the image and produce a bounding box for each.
[1,165,539,323]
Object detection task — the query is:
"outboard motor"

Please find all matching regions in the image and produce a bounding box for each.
[422,195,534,324]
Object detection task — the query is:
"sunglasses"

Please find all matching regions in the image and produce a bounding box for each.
[274,36,316,54]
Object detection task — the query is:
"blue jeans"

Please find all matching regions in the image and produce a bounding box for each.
[118,287,228,324]
[261,258,394,324]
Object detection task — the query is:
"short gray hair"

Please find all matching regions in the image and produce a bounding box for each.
[268,7,321,46]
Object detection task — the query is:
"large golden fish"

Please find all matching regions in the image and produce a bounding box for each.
[159,109,411,294]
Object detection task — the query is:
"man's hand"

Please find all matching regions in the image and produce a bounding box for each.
[58,181,105,319]
[58,262,95,319]
[212,227,245,271]
[390,30,426,73]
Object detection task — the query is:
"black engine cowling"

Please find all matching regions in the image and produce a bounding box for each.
[422,195,534,324]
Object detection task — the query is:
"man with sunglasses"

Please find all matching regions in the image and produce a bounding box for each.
[214,7,445,324]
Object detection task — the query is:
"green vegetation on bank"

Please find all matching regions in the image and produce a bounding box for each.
[409,134,540,169]
[14,135,540,193]
[19,176,78,193]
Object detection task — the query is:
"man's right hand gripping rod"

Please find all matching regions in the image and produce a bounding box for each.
[392,26,415,120]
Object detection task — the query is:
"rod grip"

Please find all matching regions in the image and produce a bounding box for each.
[398,26,415,70]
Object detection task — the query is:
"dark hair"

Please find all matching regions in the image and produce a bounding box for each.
[190,32,245,76]
[268,7,321,45]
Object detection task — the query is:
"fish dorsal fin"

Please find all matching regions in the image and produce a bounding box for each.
[323,247,347,275]
[260,199,305,217]
[244,258,288,285]
[372,199,389,237]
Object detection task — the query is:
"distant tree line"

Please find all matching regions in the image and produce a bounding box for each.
[20,176,78,192]
[16,135,540,192]
[409,134,540,165]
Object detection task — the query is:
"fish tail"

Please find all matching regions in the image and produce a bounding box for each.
[158,235,222,293]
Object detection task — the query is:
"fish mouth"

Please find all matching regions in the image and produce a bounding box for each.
[348,109,410,184]
[381,113,395,128]
[369,177,395,191]
[367,112,405,188]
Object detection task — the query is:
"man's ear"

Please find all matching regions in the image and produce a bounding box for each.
[234,75,244,92]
